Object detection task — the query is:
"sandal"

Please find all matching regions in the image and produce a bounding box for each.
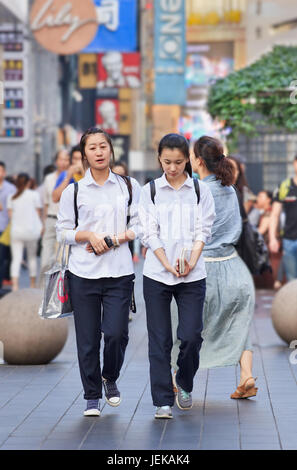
[230,377,258,399]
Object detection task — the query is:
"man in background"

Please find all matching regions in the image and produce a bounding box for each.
[0,162,16,290]
[269,156,297,281]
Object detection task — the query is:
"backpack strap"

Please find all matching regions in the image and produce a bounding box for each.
[193,178,200,204]
[74,182,79,229]
[150,179,156,204]
[150,178,200,205]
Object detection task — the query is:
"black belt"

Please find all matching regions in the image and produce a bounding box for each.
[47,215,57,219]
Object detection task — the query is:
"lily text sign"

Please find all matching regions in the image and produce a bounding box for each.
[30,0,98,55]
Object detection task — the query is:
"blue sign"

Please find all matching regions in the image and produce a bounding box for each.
[154,0,186,105]
[83,0,138,53]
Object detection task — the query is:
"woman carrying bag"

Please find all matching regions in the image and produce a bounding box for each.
[139,134,215,419]
[56,128,140,417]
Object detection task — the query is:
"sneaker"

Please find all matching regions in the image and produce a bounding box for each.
[155,406,173,419]
[102,378,121,407]
[84,399,100,417]
[173,374,192,410]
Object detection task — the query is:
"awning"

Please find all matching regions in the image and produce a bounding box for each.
[0,0,28,24]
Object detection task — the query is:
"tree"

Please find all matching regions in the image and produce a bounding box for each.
[207,45,297,147]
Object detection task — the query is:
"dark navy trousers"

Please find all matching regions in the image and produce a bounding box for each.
[143,275,206,407]
[69,272,135,400]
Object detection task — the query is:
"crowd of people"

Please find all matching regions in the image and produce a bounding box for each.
[0,129,296,419]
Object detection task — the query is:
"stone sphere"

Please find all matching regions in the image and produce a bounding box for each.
[271,280,297,345]
[0,289,68,365]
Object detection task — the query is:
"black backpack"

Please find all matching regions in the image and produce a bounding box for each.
[73,175,136,312]
[149,177,200,205]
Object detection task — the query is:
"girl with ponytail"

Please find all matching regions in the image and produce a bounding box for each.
[171,135,258,400]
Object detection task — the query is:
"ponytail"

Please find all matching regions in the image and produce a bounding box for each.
[194,136,234,186]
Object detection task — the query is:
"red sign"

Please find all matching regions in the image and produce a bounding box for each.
[97,52,141,89]
[95,99,119,135]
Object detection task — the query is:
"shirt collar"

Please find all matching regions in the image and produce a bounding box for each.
[84,168,117,186]
[159,172,193,189]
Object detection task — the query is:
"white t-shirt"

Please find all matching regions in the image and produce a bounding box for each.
[43,171,59,216]
[7,189,42,241]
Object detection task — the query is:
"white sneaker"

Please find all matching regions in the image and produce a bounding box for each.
[84,399,100,416]
[155,406,173,419]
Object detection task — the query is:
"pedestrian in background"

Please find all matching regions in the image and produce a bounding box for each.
[52,145,84,204]
[269,156,297,281]
[171,136,257,400]
[39,149,70,282]
[0,162,16,289]
[7,173,42,291]
[56,128,140,417]
[229,155,256,215]
[139,133,215,419]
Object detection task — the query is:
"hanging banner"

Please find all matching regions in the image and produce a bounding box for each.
[83,0,138,53]
[78,54,97,89]
[154,0,186,105]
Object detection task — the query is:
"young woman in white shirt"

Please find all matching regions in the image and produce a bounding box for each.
[139,134,216,419]
[56,128,140,417]
[7,173,42,291]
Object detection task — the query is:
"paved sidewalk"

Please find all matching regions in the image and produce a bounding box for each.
[0,262,296,450]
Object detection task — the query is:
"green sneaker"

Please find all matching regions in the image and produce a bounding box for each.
[173,374,193,410]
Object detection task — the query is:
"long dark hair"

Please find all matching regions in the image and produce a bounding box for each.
[158,133,192,177]
[79,127,132,196]
[194,136,234,186]
[12,173,30,200]
[228,155,249,194]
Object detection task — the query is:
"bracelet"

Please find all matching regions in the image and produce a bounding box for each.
[114,235,120,248]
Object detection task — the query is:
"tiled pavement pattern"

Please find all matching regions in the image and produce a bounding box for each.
[0,262,296,450]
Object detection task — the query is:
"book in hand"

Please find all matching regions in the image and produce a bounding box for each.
[178,248,188,275]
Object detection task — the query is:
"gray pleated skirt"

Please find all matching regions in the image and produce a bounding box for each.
[171,253,255,370]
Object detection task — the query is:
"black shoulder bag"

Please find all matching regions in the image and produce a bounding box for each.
[233,185,271,275]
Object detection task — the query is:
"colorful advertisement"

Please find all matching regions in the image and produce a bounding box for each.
[97,52,141,89]
[179,43,234,141]
[95,98,119,134]
[84,0,138,53]
[154,0,186,105]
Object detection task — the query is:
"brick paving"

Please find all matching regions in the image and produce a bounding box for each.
[0,262,296,450]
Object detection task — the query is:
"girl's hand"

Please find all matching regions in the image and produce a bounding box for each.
[165,264,180,277]
[176,259,192,277]
[87,233,110,255]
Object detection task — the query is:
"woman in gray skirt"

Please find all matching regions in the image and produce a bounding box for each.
[171,135,258,399]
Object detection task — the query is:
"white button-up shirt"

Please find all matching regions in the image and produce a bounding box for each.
[56,169,141,279]
[139,173,216,285]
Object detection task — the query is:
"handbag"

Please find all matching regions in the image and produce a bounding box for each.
[233,186,271,275]
[38,241,73,319]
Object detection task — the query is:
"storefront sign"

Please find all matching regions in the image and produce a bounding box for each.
[95,98,119,134]
[78,53,97,89]
[83,0,137,52]
[0,24,28,142]
[97,52,140,89]
[154,0,186,105]
[30,0,98,55]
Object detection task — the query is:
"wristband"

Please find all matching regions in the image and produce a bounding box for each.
[114,235,120,248]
